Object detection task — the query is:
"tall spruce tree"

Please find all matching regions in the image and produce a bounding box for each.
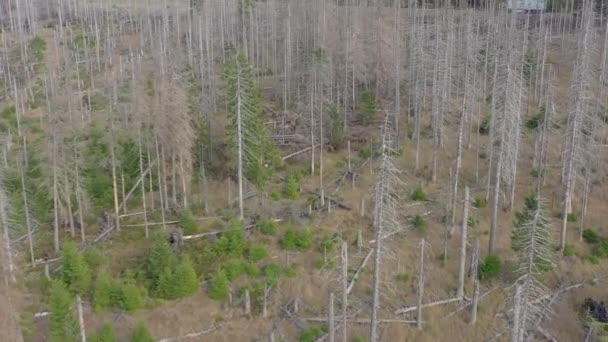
[48,280,78,342]
[224,51,278,220]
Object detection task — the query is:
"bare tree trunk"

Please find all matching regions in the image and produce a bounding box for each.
[417,239,425,330]
[579,167,590,241]
[20,156,35,266]
[244,289,251,315]
[512,285,523,342]
[0,184,15,283]
[470,239,480,325]
[236,61,245,221]
[76,295,86,342]
[110,128,120,231]
[457,187,469,301]
[341,242,348,342]
[52,136,60,252]
[138,133,149,238]
[263,284,270,318]
[328,292,335,342]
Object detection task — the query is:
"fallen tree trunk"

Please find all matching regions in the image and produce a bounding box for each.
[156,325,219,342]
[303,317,418,324]
[394,297,461,315]
[347,249,374,294]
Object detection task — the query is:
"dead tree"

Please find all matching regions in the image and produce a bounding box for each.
[370,118,402,342]
[417,238,425,330]
[470,239,480,325]
[457,187,470,301]
[560,1,599,252]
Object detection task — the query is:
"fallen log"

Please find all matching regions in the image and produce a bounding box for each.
[347,249,374,294]
[394,297,461,315]
[303,317,418,324]
[156,324,219,342]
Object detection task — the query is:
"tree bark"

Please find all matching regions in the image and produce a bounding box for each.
[457,187,469,301]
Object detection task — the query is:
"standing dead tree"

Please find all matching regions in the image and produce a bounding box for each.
[370,117,402,342]
[508,196,555,342]
[487,11,526,255]
[560,1,601,252]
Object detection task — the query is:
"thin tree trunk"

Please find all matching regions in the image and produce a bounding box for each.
[20,156,35,266]
[76,295,86,342]
[341,242,348,342]
[417,239,425,330]
[236,58,245,221]
[328,292,335,342]
[579,167,590,241]
[470,239,480,325]
[110,129,120,231]
[457,187,469,301]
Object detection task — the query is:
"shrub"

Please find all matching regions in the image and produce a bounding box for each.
[258,218,277,235]
[583,229,602,244]
[243,262,260,277]
[208,270,229,301]
[223,259,247,281]
[89,322,117,342]
[413,215,427,231]
[49,280,77,342]
[525,109,545,130]
[280,227,313,251]
[394,273,410,283]
[29,35,47,63]
[118,280,146,311]
[158,256,199,299]
[93,271,114,311]
[563,244,576,257]
[284,265,297,277]
[326,104,345,149]
[314,258,336,269]
[247,244,269,262]
[299,325,328,342]
[83,247,105,271]
[359,145,373,159]
[473,197,487,209]
[359,91,377,124]
[129,323,154,342]
[592,241,608,259]
[319,236,336,253]
[171,256,199,297]
[478,255,501,280]
[93,271,145,312]
[284,174,300,200]
[179,209,198,234]
[61,241,91,294]
[263,263,282,285]
[411,186,427,201]
[146,236,177,291]
[213,221,246,257]
[270,190,281,201]
[479,114,490,135]
[353,337,367,342]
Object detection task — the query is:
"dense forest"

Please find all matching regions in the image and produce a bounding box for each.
[1,0,608,341]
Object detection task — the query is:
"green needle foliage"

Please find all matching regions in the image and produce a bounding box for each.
[48,281,78,342]
[129,323,154,342]
[224,51,279,190]
[61,241,91,294]
[512,195,555,274]
[360,91,377,125]
[88,322,117,342]
[208,269,230,301]
[326,104,345,150]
